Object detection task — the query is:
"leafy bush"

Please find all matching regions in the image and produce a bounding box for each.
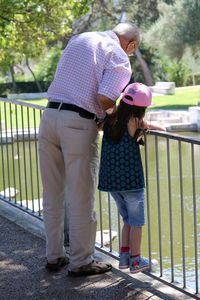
[36,46,62,82]
[0,81,50,96]
[186,72,200,86]
[130,43,171,84]
[166,60,190,87]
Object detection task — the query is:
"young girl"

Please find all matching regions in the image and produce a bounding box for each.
[98,82,165,273]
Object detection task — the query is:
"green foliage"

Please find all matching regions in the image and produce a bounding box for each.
[145,2,185,60]
[166,60,190,87]
[131,42,192,87]
[162,0,175,3]
[124,0,159,28]
[145,0,200,60]
[36,46,62,82]
[130,43,170,83]
[181,0,200,54]
[0,0,90,69]
[187,72,200,86]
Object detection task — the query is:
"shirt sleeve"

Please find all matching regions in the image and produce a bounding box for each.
[98,51,132,101]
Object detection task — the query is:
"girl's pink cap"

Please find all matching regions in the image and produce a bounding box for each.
[121,82,152,107]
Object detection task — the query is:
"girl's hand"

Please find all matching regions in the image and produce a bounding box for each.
[144,120,166,131]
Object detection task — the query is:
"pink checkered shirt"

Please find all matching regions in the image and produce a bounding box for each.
[47,30,132,119]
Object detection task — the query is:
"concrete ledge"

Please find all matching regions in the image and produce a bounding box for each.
[150,82,175,95]
[166,122,197,132]
[0,199,45,240]
[8,92,47,100]
[189,106,200,130]
[0,128,39,144]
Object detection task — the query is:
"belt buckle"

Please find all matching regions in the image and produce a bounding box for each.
[58,102,63,111]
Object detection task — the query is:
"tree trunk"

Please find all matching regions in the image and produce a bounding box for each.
[26,57,42,92]
[135,49,154,86]
[10,65,17,92]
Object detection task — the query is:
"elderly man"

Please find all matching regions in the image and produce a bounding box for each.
[38,22,140,276]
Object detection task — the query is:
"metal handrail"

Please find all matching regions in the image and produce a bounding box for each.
[0,98,200,298]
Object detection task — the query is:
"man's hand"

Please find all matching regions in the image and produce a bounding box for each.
[97,94,116,112]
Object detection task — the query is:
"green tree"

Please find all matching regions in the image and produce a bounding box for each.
[36,46,62,82]
[145,0,200,60]
[181,0,200,55]
[166,60,190,86]
[0,0,90,91]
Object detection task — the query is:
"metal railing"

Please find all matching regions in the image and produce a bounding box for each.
[0,97,200,299]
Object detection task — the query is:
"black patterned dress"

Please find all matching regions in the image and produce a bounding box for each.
[98,130,145,192]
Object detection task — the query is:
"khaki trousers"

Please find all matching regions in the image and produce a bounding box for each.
[38,108,99,269]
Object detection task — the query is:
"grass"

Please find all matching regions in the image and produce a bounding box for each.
[22,85,200,110]
[150,85,200,110]
[22,99,48,107]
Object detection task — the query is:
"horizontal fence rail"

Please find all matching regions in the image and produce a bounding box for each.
[0,97,200,299]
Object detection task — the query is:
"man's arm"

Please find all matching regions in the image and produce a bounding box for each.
[97,94,116,112]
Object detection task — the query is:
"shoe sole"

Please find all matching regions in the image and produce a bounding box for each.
[46,258,69,271]
[68,264,112,277]
[119,265,129,269]
[130,265,149,274]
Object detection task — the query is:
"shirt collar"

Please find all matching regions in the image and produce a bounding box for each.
[105,30,121,45]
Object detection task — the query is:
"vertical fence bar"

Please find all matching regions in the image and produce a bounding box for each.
[117,210,121,253]
[191,143,198,294]
[155,135,163,276]
[27,107,34,211]
[21,105,28,207]
[9,103,17,204]
[107,192,113,252]
[166,137,174,282]
[33,108,41,216]
[4,102,11,199]
[98,191,104,247]
[144,133,152,267]
[0,103,6,197]
[15,104,22,204]
[178,140,186,288]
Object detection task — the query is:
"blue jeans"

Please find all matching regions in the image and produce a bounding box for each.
[111,189,145,227]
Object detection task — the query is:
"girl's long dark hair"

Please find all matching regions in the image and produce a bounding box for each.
[103,100,146,143]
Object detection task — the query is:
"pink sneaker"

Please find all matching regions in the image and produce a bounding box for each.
[130,256,149,273]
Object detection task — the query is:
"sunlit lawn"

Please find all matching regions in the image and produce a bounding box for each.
[150,85,200,110]
[23,99,48,107]
[23,85,200,111]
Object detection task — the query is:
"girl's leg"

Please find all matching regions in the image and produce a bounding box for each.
[124,190,149,273]
[121,223,130,248]
[111,192,130,269]
[129,226,149,273]
[129,226,142,256]
[118,223,130,269]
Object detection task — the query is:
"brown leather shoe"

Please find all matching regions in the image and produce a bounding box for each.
[46,257,69,271]
[68,260,112,277]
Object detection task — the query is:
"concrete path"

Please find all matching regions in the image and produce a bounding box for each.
[0,201,194,300]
